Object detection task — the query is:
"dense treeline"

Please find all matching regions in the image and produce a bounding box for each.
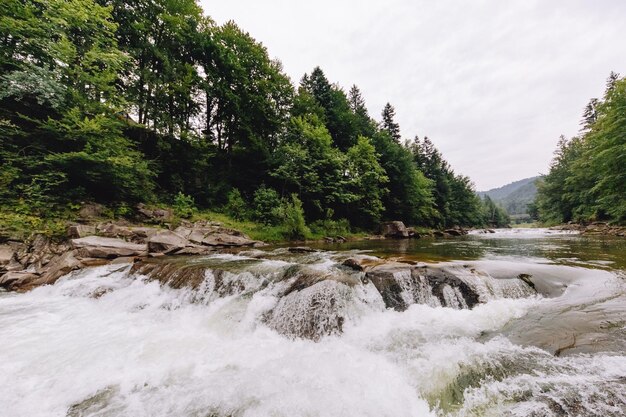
[0,0,508,235]
[534,73,625,225]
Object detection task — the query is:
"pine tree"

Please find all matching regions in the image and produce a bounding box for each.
[381,102,401,142]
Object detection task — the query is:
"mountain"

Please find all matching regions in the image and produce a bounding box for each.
[478,176,542,216]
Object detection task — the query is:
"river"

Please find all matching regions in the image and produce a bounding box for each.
[0,229,625,416]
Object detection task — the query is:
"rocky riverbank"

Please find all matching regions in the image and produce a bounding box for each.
[0,220,263,292]
[550,222,626,237]
[0,217,473,293]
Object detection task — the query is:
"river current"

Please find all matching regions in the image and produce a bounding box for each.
[1,229,625,416]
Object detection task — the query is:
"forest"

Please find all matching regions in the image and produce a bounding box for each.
[0,0,509,240]
[533,72,625,225]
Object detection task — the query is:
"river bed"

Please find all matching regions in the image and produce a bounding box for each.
[1,228,625,416]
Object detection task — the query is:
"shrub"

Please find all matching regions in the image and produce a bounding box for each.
[282,194,310,240]
[173,192,196,218]
[225,189,248,221]
[252,186,283,225]
[309,218,350,236]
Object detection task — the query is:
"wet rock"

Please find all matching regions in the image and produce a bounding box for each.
[34,251,83,287]
[287,246,317,253]
[366,264,481,310]
[67,224,96,239]
[342,258,365,271]
[72,236,147,259]
[267,280,352,341]
[381,221,409,238]
[444,228,467,236]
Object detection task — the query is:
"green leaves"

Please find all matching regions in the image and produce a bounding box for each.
[536,74,626,224]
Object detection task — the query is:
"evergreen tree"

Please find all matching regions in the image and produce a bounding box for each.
[381,102,401,142]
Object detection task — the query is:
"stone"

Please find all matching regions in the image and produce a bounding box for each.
[78,203,106,220]
[0,271,39,291]
[287,246,317,253]
[342,258,365,271]
[136,204,173,223]
[72,236,147,259]
[0,244,14,268]
[67,224,96,239]
[146,230,189,254]
[200,233,258,247]
[35,251,83,287]
[380,221,409,238]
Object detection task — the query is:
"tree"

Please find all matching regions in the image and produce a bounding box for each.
[381,102,401,142]
[345,136,389,228]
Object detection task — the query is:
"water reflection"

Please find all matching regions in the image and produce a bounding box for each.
[306,229,626,270]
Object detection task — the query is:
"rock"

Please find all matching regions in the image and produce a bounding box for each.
[342,258,365,271]
[78,203,106,220]
[72,236,147,259]
[381,221,409,238]
[200,233,259,247]
[34,251,83,287]
[67,224,96,239]
[433,230,445,237]
[366,264,481,311]
[136,204,173,223]
[0,271,39,291]
[287,246,317,253]
[0,244,15,270]
[444,228,467,236]
[146,231,189,254]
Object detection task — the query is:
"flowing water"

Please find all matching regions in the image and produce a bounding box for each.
[1,229,625,417]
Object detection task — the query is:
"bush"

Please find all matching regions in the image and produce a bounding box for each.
[173,192,196,218]
[309,218,350,236]
[282,194,310,240]
[252,186,283,225]
[225,189,248,221]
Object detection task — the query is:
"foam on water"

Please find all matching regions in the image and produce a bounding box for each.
[1,248,625,417]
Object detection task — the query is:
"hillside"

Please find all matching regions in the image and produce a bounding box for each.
[478,176,541,216]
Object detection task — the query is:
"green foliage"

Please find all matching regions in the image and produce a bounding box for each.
[282,194,310,240]
[173,192,196,219]
[535,73,626,225]
[251,186,283,225]
[309,219,350,237]
[224,189,248,221]
[0,0,494,239]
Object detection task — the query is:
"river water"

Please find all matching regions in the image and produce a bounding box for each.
[1,229,625,416]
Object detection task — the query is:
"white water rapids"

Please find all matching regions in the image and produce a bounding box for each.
[1,230,625,417]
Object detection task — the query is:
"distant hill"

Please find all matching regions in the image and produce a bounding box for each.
[478,176,542,216]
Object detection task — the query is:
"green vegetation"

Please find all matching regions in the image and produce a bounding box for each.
[0,0,509,242]
[534,73,626,225]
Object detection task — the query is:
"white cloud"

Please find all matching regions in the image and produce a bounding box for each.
[201,0,626,189]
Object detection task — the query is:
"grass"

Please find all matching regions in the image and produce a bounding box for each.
[191,210,368,243]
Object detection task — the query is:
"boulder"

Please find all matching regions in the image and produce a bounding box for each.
[380,221,409,238]
[67,224,96,239]
[201,233,259,247]
[146,230,189,254]
[35,251,83,287]
[78,203,106,220]
[342,258,365,271]
[97,223,159,243]
[0,244,15,269]
[0,271,39,291]
[287,246,317,253]
[136,204,173,223]
[72,236,147,259]
[444,228,464,236]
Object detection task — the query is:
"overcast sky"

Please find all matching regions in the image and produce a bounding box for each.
[200,0,626,190]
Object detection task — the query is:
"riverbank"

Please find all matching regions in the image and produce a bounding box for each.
[550,222,626,237]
